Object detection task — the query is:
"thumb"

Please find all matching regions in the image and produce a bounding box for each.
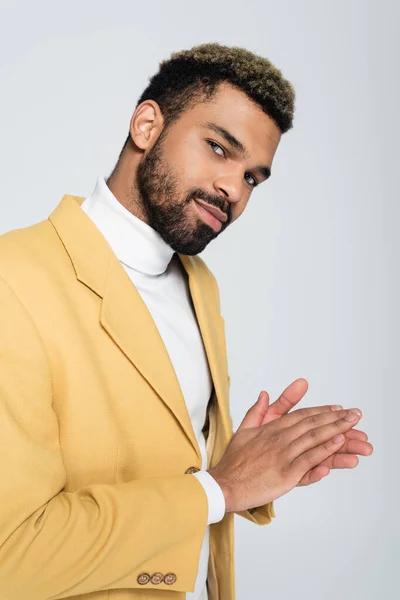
[237,390,270,431]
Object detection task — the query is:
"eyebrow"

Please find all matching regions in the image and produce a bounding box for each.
[197,120,272,180]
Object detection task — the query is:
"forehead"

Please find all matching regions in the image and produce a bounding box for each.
[178,82,281,154]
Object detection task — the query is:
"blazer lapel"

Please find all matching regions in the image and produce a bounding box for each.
[49,193,231,461]
[178,254,232,443]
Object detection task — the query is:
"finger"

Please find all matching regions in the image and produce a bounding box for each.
[318,454,359,469]
[239,390,270,430]
[290,408,362,441]
[275,407,361,438]
[331,438,373,456]
[289,413,362,473]
[291,433,346,476]
[344,428,368,441]
[297,465,330,487]
[267,378,308,417]
[261,403,344,427]
[264,405,349,431]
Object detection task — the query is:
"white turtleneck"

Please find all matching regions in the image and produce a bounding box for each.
[80,177,226,600]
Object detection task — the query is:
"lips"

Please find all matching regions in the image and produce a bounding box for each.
[194,199,227,223]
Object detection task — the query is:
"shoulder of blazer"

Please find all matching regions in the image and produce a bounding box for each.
[0,219,55,289]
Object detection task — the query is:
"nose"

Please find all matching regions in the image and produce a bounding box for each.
[213,173,242,206]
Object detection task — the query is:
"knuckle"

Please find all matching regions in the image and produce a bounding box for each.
[307,415,318,427]
[308,427,318,440]
[302,449,314,466]
[323,441,332,453]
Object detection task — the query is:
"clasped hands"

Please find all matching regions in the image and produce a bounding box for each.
[247,378,373,487]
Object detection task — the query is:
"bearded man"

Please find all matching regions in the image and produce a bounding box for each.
[0,42,372,600]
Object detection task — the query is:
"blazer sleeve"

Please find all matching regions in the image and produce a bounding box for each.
[0,275,209,600]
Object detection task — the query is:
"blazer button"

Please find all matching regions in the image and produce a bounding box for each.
[150,572,164,585]
[164,572,177,585]
[137,573,151,585]
[185,466,200,474]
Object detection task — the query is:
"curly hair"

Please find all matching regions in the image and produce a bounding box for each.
[120,42,295,153]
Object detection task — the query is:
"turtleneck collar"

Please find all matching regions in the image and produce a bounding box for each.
[80,176,175,276]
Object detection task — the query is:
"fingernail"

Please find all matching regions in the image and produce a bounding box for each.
[332,405,343,410]
[345,410,360,422]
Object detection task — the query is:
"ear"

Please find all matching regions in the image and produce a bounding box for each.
[128,100,164,151]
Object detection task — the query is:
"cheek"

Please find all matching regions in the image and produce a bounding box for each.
[184,150,212,186]
[168,135,214,188]
[165,155,204,193]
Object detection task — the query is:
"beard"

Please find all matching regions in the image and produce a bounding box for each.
[134,131,230,255]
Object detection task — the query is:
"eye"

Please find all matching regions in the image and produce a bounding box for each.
[208,140,225,156]
[245,172,259,188]
[207,140,259,188]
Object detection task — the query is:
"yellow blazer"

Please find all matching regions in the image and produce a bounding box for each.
[0,193,275,600]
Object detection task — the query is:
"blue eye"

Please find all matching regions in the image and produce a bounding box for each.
[208,140,258,187]
[208,140,225,156]
[245,173,258,187]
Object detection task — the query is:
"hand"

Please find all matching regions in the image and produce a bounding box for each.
[209,404,365,512]
[243,378,373,486]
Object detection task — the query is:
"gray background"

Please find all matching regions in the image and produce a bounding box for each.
[0,1,397,598]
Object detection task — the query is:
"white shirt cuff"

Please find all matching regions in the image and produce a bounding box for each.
[192,470,226,524]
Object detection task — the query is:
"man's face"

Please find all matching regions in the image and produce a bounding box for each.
[135,82,281,255]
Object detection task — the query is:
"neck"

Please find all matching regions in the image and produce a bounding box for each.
[107,146,150,225]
